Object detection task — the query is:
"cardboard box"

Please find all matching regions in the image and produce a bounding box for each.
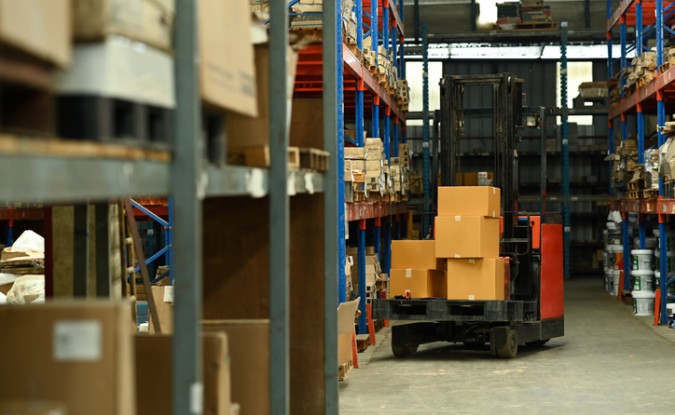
[350,255,381,289]
[289,98,322,148]
[72,0,174,52]
[0,0,71,67]
[227,43,298,149]
[435,216,499,258]
[437,186,501,218]
[463,172,494,186]
[443,258,506,300]
[391,240,443,270]
[337,299,359,370]
[199,0,257,116]
[202,320,269,415]
[0,301,135,415]
[135,333,231,415]
[344,147,366,159]
[148,285,173,334]
[390,269,445,298]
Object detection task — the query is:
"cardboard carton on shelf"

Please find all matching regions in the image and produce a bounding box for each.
[435,216,500,259]
[444,258,508,301]
[437,186,501,218]
[391,240,444,270]
[390,269,446,298]
[135,333,231,415]
[72,0,175,53]
[202,320,270,415]
[0,0,71,68]
[337,298,359,380]
[0,301,136,415]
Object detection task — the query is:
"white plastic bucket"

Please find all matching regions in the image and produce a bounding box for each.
[631,249,653,270]
[632,269,654,292]
[610,270,621,296]
[632,290,655,316]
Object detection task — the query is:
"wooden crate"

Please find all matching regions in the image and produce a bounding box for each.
[228,145,300,170]
[299,147,330,172]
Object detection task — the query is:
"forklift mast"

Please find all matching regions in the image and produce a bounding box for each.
[440,73,524,242]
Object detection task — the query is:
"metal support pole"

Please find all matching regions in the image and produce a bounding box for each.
[620,17,627,98]
[608,120,615,196]
[393,118,399,157]
[637,0,643,56]
[73,203,89,297]
[5,208,13,246]
[323,0,340,411]
[269,0,290,412]
[422,24,431,238]
[172,0,202,413]
[95,202,111,297]
[384,217,392,276]
[623,213,632,292]
[560,22,570,281]
[384,107,391,159]
[540,107,548,217]
[373,96,380,138]
[167,197,174,283]
[584,0,591,29]
[357,219,367,333]
[637,104,646,249]
[657,0,669,324]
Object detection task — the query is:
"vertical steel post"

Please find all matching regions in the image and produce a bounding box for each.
[608,120,614,196]
[560,22,571,281]
[636,2,646,250]
[73,203,89,297]
[373,96,380,138]
[657,0,669,324]
[372,0,378,52]
[384,107,391,159]
[356,0,365,147]
[620,17,627,98]
[393,117,399,157]
[540,107,547,217]
[95,202,111,297]
[422,24,431,238]
[399,0,405,79]
[323,0,340,411]
[171,0,202,413]
[269,0,290,412]
[167,197,174,284]
[374,217,381,262]
[384,217,392,276]
[357,219,367,333]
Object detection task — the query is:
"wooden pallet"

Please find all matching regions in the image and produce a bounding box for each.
[338,360,353,381]
[228,145,300,170]
[299,147,329,171]
[513,21,559,31]
[355,334,370,353]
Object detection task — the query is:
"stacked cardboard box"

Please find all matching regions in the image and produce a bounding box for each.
[519,1,552,24]
[435,187,509,300]
[389,240,445,298]
[348,248,386,297]
[497,2,521,28]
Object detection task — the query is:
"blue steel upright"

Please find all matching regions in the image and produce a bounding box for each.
[338,0,347,303]
[657,0,669,324]
[357,219,367,333]
[636,3,647,250]
[422,24,431,238]
[560,22,571,280]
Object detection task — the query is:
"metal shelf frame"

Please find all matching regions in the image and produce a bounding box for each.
[607,0,670,324]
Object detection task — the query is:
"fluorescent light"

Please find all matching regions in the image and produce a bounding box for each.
[541,44,636,60]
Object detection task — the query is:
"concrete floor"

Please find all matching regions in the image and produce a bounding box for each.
[339,277,675,414]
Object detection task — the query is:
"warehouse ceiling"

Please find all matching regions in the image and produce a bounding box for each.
[402,0,609,43]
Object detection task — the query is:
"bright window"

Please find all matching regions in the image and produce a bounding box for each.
[556,61,593,125]
[405,61,442,126]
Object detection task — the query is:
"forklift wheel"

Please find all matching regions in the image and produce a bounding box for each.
[526,339,550,348]
[496,330,519,359]
[392,343,418,358]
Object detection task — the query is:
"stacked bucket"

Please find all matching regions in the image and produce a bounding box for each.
[604,215,624,296]
[631,234,657,316]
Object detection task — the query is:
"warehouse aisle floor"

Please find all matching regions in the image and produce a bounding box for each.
[339,277,675,414]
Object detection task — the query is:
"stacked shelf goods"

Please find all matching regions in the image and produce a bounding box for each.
[496,0,557,30]
[607,0,675,326]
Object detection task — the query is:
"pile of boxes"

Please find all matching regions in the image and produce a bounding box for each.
[344,142,410,203]
[519,0,553,24]
[626,51,657,91]
[608,137,638,192]
[389,187,509,301]
[348,247,387,303]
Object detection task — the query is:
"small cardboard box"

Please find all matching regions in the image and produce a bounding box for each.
[0,301,135,415]
[0,0,71,67]
[437,186,501,218]
[435,216,499,258]
[148,285,173,334]
[135,333,231,415]
[344,147,366,159]
[443,258,506,300]
[199,0,257,116]
[202,320,269,415]
[391,240,443,270]
[390,269,445,298]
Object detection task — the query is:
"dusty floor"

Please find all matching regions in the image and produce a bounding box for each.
[339,277,675,414]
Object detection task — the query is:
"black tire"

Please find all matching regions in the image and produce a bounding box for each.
[526,339,550,348]
[391,343,418,358]
[496,330,518,359]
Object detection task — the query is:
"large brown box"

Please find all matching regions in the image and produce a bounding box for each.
[72,0,174,52]
[0,0,71,67]
[135,333,231,415]
[391,240,443,270]
[435,216,499,258]
[199,0,257,116]
[337,299,359,369]
[390,269,445,298]
[227,44,298,149]
[0,302,135,415]
[437,186,501,218]
[443,258,507,300]
[202,320,269,415]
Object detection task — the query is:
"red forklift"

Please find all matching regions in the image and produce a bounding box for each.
[373,74,564,358]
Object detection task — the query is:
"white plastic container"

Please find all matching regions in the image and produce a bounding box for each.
[633,290,656,316]
[632,269,654,292]
[631,249,654,270]
[610,270,621,296]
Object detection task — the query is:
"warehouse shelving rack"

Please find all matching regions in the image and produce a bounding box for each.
[607,0,675,324]
[294,0,407,334]
[0,2,340,414]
